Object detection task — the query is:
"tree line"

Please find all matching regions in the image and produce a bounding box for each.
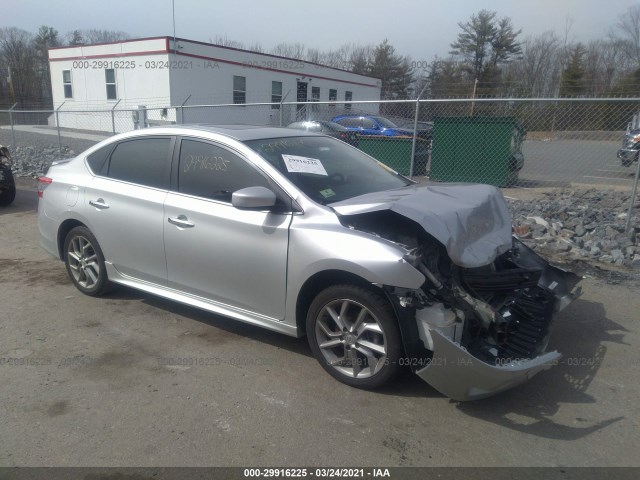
[2,5,640,110]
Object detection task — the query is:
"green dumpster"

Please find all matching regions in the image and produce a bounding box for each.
[429,116,525,187]
[357,136,430,176]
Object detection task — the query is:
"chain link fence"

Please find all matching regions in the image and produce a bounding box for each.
[2,97,640,233]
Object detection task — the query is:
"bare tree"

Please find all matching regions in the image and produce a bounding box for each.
[503,31,562,97]
[211,34,245,49]
[610,4,640,68]
[82,29,131,44]
[271,42,306,59]
[0,27,37,104]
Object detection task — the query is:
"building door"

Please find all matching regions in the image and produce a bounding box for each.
[296,81,308,120]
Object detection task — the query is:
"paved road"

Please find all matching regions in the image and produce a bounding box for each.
[0,125,110,143]
[520,140,637,187]
[0,180,638,467]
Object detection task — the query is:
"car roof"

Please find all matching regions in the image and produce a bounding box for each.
[142,124,319,141]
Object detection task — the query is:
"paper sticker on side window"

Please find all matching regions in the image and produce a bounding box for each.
[282,154,328,176]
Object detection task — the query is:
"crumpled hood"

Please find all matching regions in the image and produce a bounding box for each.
[330,183,513,268]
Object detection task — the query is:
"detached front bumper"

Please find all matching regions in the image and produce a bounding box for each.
[410,238,581,401]
[415,330,560,401]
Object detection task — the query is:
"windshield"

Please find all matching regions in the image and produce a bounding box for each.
[244,136,411,205]
[372,117,398,128]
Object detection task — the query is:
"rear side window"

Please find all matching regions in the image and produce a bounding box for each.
[178,139,270,202]
[107,137,172,189]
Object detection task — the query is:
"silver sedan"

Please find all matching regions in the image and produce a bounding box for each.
[38,125,581,400]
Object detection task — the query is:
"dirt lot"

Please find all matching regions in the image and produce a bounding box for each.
[0,179,639,468]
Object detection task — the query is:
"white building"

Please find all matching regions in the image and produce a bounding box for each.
[48,37,382,132]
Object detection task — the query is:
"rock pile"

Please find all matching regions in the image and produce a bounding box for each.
[9,145,76,177]
[507,189,640,268]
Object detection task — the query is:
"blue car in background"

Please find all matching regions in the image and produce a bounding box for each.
[331,115,414,137]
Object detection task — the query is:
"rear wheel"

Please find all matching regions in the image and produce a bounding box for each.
[306,284,403,389]
[63,226,111,296]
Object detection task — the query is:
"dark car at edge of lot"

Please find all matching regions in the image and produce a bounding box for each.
[331,115,417,138]
[617,127,640,167]
[286,120,359,147]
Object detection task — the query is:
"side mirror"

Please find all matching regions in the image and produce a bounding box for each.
[231,186,277,209]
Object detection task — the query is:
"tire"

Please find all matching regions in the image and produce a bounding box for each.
[63,226,111,296]
[0,168,16,207]
[306,284,403,389]
[622,151,639,168]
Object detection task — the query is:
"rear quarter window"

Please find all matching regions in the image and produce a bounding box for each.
[86,144,113,176]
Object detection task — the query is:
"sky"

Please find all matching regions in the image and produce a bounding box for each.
[4,0,639,63]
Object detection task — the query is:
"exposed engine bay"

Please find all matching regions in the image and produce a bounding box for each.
[338,208,582,400]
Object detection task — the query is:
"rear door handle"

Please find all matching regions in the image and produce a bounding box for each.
[89,199,109,209]
[168,215,195,228]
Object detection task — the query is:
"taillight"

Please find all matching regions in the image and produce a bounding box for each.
[38,176,53,198]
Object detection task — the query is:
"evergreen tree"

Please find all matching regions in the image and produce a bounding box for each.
[560,44,586,96]
[32,26,60,106]
[450,10,522,93]
[368,39,414,99]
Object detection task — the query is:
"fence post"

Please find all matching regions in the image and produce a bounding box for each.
[409,100,420,177]
[111,99,121,134]
[625,158,640,233]
[279,90,291,127]
[8,103,17,148]
[180,95,191,124]
[55,102,65,157]
[410,85,429,177]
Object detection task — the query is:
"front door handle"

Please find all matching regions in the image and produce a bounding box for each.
[89,199,109,209]
[168,215,195,228]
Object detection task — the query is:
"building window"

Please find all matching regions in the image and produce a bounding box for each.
[329,89,337,108]
[105,69,117,100]
[271,81,282,109]
[311,86,320,112]
[62,70,72,98]
[233,76,246,104]
[344,91,352,110]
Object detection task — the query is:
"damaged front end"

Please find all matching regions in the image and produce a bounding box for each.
[402,238,581,401]
[333,184,582,401]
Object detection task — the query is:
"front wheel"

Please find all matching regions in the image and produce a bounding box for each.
[0,167,16,207]
[63,226,111,296]
[306,284,403,389]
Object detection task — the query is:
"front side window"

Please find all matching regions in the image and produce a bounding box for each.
[271,81,282,109]
[361,118,377,129]
[178,139,269,202]
[63,70,73,98]
[372,116,398,128]
[233,75,246,104]
[244,136,410,205]
[105,69,117,100]
[107,137,171,188]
